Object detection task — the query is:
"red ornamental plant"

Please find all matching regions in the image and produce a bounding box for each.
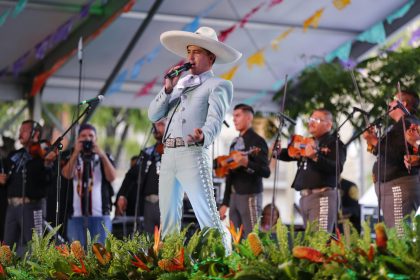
[158,248,185,272]
[374,223,388,253]
[154,226,161,255]
[228,221,243,245]
[70,258,88,276]
[131,254,150,272]
[292,246,326,263]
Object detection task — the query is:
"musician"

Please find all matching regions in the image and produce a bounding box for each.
[363,90,420,232]
[115,120,165,235]
[274,109,346,232]
[1,120,56,255]
[148,26,241,252]
[219,104,270,237]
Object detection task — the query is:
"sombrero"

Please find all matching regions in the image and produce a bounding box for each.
[160,26,242,64]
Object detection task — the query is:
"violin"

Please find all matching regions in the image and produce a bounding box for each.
[29,139,52,159]
[155,143,164,155]
[287,135,330,158]
[214,146,261,178]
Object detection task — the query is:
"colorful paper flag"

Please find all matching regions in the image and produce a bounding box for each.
[386,0,415,24]
[220,66,239,81]
[219,25,236,42]
[247,50,265,69]
[325,41,352,62]
[0,10,10,26]
[135,77,158,98]
[239,3,264,28]
[333,0,351,11]
[12,0,27,17]
[357,22,386,44]
[267,0,283,10]
[303,8,325,32]
[271,28,294,50]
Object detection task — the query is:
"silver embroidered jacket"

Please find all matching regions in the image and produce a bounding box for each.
[148,70,233,148]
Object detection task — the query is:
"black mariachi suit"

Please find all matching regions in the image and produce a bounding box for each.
[4,148,52,256]
[221,128,270,236]
[277,131,346,232]
[116,144,161,235]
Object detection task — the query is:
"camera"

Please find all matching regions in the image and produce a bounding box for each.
[82,140,93,154]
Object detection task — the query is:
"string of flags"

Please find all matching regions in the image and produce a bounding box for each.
[1,0,417,105]
[0,0,96,79]
[0,0,28,27]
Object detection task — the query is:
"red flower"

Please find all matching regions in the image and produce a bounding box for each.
[131,254,150,272]
[70,258,88,276]
[158,248,185,272]
[293,246,325,263]
[374,223,388,253]
[228,221,243,245]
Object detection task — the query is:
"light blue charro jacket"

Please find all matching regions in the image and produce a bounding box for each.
[148,70,233,148]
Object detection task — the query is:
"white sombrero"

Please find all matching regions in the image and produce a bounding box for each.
[160,26,242,64]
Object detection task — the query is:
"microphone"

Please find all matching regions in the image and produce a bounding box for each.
[79,95,104,106]
[165,62,193,79]
[395,100,410,116]
[78,37,83,62]
[352,107,369,115]
[223,120,230,128]
[277,111,296,126]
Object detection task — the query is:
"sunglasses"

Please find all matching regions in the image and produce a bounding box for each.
[307,117,327,124]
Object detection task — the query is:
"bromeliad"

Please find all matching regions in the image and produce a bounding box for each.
[130,253,150,272]
[70,258,88,276]
[292,246,326,263]
[228,221,243,245]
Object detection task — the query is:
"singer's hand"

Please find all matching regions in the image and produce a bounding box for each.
[164,65,183,94]
[188,128,204,144]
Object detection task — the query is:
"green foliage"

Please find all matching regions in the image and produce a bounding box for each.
[3,219,420,279]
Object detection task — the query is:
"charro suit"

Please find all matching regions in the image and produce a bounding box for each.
[148,70,232,250]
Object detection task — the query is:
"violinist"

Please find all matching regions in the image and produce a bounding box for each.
[363,90,420,232]
[2,120,56,256]
[274,109,346,233]
[115,119,166,236]
[219,104,270,237]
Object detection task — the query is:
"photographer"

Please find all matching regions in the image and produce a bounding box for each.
[61,124,116,246]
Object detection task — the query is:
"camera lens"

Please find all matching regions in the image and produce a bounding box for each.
[82,140,93,153]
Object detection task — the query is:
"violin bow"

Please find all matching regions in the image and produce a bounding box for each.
[350,69,369,125]
[398,81,411,173]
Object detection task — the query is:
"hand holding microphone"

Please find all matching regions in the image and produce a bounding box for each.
[164,62,193,94]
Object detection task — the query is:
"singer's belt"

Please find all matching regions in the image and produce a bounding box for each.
[164,137,202,148]
[8,196,40,207]
[300,187,333,197]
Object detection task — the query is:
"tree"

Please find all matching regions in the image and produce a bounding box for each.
[273,47,420,131]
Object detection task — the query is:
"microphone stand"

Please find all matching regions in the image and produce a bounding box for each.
[132,127,153,235]
[82,151,92,248]
[269,75,288,231]
[333,109,358,234]
[46,104,93,243]
[345,106,399,223]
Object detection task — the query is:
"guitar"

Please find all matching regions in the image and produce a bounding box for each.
[214,147,261,178]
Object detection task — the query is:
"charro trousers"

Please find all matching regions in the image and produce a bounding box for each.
[159,146,230,252]
[375,175,420,235]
